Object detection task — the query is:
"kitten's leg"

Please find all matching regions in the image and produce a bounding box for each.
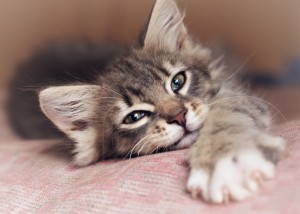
[186,98,286,203]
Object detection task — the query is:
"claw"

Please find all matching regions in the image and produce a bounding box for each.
[253,171,264,187]
[222,188,230,204]
[191,187,201,199]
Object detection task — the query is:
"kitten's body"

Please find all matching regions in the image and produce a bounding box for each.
[7,0,286,204]
[7,43,125,139]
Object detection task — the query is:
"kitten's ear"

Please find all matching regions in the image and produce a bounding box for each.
[141,0,211,61]
[39,85,107,166]
[142,0,187,51]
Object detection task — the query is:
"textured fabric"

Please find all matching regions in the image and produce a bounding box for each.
[1,94,300,213]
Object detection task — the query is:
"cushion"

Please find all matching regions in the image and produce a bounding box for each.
[1,94,300,213]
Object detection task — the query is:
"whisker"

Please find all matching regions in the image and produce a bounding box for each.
[123,134,152,160]
[96,97,122,100]
[137,139,153,157]
[100,86,123,98]
[95,97,123,101]
[149,145,160,155]
[208,95,288,122]
[222,51,255,84]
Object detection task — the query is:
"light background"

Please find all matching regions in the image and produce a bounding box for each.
[0,0,299,120]
[1,0,300,87]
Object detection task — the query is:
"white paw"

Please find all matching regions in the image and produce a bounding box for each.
[187,168,210,201]
[187,149,276,204]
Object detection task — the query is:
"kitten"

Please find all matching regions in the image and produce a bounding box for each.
[7,0,286,204]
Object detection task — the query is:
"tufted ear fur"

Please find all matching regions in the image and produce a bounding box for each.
[142,0,211,62]
[139,0,211,63]
[143,0,187,51]
[39,85,108,166]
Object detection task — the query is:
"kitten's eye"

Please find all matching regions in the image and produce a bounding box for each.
[123,111,149,124]
[171,72,186,93]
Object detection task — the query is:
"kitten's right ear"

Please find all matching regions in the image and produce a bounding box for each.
[139,0,187,52]
[39,85,107,166]
[139,0,211,62]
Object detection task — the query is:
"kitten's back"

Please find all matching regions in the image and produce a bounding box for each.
[6,42,124,139]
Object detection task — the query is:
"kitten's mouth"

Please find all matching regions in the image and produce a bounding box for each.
[169,129,201,150]
[173,131,191,145]
[155,131,199,154]
[155,125,203,154]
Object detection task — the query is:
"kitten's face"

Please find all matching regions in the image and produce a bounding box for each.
[39,0,223,165]
[100,50,213,156]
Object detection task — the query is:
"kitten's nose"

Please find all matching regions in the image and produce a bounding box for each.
[167,109,187,127]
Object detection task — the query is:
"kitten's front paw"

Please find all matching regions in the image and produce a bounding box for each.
[187,136,286,204]
[187,150,275,203]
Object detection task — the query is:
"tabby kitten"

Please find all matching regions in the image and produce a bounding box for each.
[8,0,286,204]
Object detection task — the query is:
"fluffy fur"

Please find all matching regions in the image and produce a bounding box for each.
[7,0,286,204]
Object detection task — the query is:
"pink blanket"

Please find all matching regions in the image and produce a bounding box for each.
[1,101,300,213]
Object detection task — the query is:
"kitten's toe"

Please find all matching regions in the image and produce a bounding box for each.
[226,182,251,201]
[209,155,251,203]
[187,168,209,201]
[246,174,260,192]
[238,149,276,179]
[209,149,276,203]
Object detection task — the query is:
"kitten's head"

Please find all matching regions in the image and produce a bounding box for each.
[39,0,224,166]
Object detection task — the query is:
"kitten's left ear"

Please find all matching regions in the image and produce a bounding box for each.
[141,0,211,61]
[39,85,110,166]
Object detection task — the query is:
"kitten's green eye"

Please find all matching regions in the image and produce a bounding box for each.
[171,72,186,92]
[124,111,148,124]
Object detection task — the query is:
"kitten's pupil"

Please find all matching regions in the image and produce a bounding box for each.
[171,72,186,92]
[124,111,147,124]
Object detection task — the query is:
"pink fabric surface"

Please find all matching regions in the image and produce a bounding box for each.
[1,94,300,213]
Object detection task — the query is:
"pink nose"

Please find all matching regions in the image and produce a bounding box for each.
[168,109,187,127]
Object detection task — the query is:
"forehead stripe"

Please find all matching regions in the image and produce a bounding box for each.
[149,69,163,81]
[189,65,211,79]
[127,86,144,97]
[117,85,133,107]
[123,93,133,107]
[157,66,170,76]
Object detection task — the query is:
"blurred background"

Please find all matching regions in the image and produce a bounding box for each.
[0,0,299,124]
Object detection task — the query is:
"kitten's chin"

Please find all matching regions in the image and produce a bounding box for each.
[172,131,199,150]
